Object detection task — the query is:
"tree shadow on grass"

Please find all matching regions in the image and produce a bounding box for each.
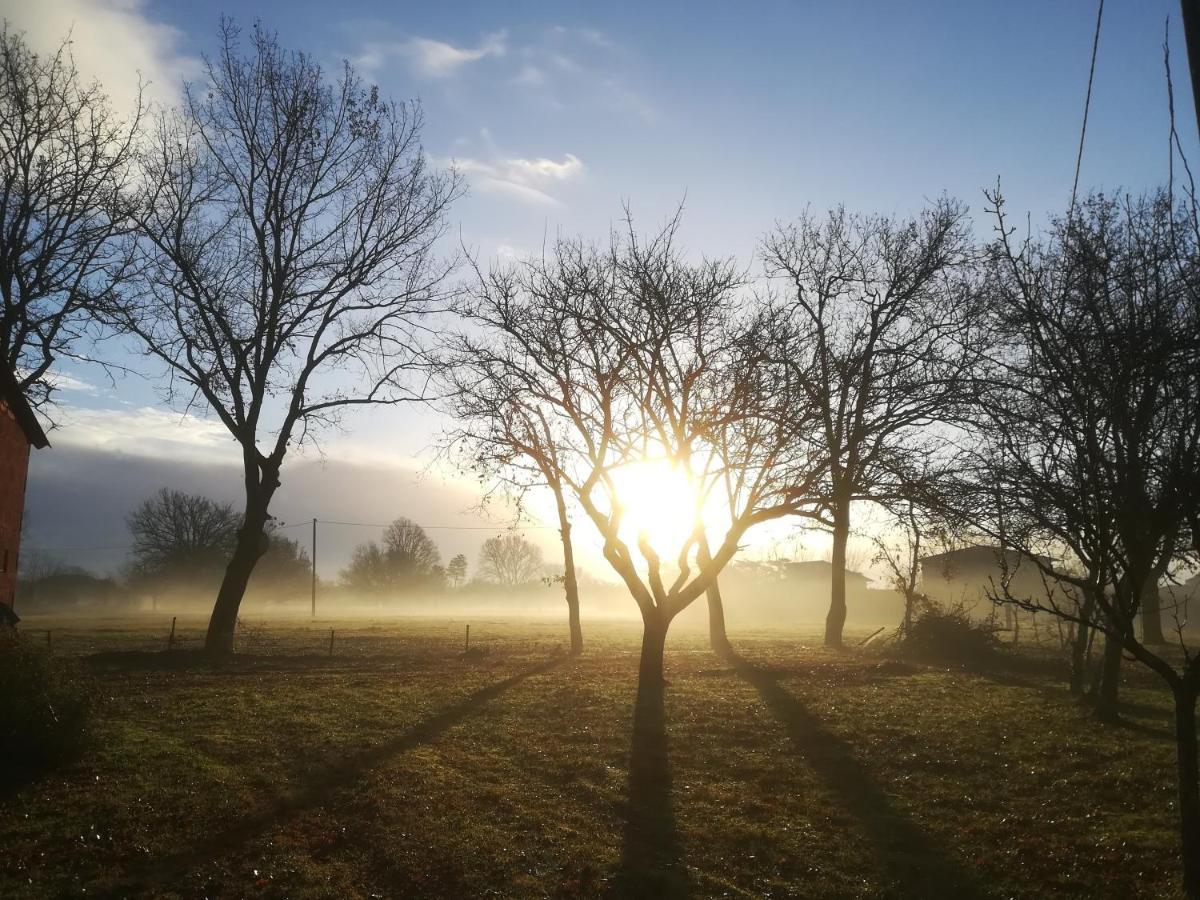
[102,656,565,898]
[727,650,992,900]
[967,666,1174,740]
[608,676,690,899]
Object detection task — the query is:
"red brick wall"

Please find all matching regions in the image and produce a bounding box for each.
[0,398,32,609]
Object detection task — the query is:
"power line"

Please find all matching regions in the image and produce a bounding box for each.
[1070,0,1106,214]
[309,519,557,531]
[25,518,557,553]
[25,545,132,552]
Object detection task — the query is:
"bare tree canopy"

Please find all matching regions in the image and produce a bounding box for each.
[0,25,139,410]
[478,532,543,587]
[760,197,988,646]
[446,553,467,588]
[456,211,826,682]
[341,517,442,594]
[127,487,310,602]
[963,188,1200,893]
[111,21,462,652]
[127,488,238,577]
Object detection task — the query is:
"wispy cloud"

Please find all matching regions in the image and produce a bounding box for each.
[508,25,655,124]
[447,152,584,206]
[53,405,234,464]
[0,0,200,112]
[355,30,507,79]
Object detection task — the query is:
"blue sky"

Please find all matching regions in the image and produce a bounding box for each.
[141,0,1198,264]
[3,0,1194,579]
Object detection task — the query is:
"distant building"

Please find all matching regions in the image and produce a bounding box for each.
[0,363,49,615]
[781,560,871,594]
[919,545,1064,626]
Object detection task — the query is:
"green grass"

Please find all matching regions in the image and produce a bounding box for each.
[0,614,1186,898]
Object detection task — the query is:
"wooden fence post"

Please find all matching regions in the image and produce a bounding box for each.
[329,629,335,657]
[168,616,177,650]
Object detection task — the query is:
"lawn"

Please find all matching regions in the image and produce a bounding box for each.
[0,614,1186,898]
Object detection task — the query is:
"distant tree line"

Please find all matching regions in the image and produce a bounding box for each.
[339,520,546,597]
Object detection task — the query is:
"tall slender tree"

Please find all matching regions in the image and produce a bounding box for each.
[113,22,461,653]
[760,199,987,646]
[439,337,587,653]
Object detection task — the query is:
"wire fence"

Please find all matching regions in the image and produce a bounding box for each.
[16,614,594,661]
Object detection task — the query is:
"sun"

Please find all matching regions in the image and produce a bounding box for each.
[609,459,706,555]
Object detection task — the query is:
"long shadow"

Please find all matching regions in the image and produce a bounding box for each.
[608,677,690,899]
[727,650,991,899]
[970,666,1174,740]
[102,656,564,897]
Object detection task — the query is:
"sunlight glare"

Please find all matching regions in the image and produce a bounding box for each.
[610,460,704,556]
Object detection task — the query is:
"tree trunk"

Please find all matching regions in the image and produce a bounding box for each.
[204,477,275,656]
[639,606,670,686]
[1173,683,1200,899]
[698,535,730,654]
[902,589,915,637]
[1093,630,1123,720]
[1143,574,1166,645]
[825,499,850,648]
[1070,588,1097,696]
[552,485,583,656]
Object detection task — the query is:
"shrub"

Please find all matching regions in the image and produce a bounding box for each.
[0,629,94,774]
[902,605,999,664]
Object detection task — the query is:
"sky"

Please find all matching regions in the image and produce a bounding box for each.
[3,0,1195,582]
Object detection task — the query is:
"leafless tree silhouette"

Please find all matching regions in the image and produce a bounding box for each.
[964,188,1200,896]
[110,22,462,653]
[0,25,140,412]
[456,210,826,683]
[760,198,988,647]
[478,532,543,587]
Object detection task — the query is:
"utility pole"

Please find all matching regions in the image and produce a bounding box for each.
[311,517,317,619]
[1182,0,1200,139]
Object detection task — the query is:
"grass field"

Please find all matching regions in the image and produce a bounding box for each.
[0,614,1187,898]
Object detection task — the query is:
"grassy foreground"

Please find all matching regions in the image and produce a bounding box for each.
[0,615,1186,898]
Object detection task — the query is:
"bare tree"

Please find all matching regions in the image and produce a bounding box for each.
[760,198,987,647]
[127,488,238,578]
[447,553,467,588]
[439,326,587,652]
[478,532,543,587]
[381,518,442,579]
[112,23,462,653]
[870,499,934,638]
[458,212,825,684]
[340,542,390,596]
[342,517,442,596]
[0,25,140,410]
[967,189,1200,895]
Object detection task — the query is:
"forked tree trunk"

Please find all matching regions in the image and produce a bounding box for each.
[698,536,730,654]
[205,473,277,656]
[1172,683,1200,899]
[639,605,671,686]
[1143,574,1166,645]
[825,499,850,648]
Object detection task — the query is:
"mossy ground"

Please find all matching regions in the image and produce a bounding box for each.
[0,615,1185,898]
